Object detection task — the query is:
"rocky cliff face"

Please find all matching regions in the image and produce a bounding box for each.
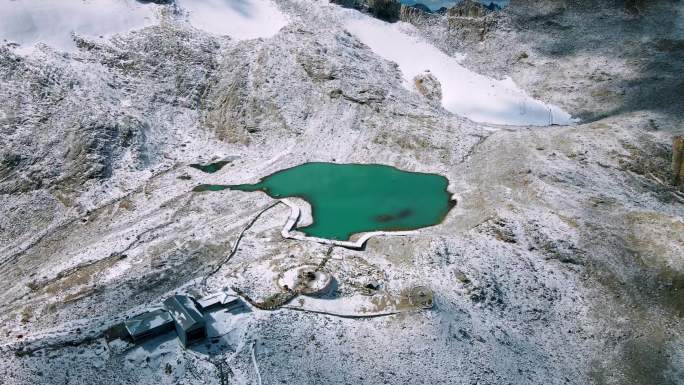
[448,0,491,17]
[0,1,682,385]
[331,0,402,21]
[399,3,435,23]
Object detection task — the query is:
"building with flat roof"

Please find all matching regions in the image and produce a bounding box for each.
[123,309,175,343]
[163,295,206,347]
[196,292,241,312]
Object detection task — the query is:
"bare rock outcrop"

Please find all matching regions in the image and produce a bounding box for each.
[448,0,491,18]
[330,0,401,22]
[366,0,401,21]
[413,70,442,105]
[399,4,440,24]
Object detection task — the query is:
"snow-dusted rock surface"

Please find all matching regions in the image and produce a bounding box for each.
[0,1,682,384]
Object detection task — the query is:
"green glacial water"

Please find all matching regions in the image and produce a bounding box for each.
[189,160,231,173]
[193,162,454,241]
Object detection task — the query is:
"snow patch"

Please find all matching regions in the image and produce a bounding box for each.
[101,260,132,283]
[178,0,288,40]
[0,0,160,53]
[344,15,577,126]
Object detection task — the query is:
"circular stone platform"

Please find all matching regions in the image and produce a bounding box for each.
[277,265,333,296]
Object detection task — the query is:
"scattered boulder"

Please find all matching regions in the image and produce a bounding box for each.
[413,71,443,105]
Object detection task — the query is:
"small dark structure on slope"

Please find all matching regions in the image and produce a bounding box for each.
[163,295,206,348]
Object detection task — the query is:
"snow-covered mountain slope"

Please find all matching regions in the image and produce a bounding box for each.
[0,0,161,53]
[343,12,575,125]
[178,0,288,38]
[1,0,573,126]
[0,0,288,53]
[0,1,682,385]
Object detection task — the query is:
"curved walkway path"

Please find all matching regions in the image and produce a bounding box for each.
[279,198,418,249]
